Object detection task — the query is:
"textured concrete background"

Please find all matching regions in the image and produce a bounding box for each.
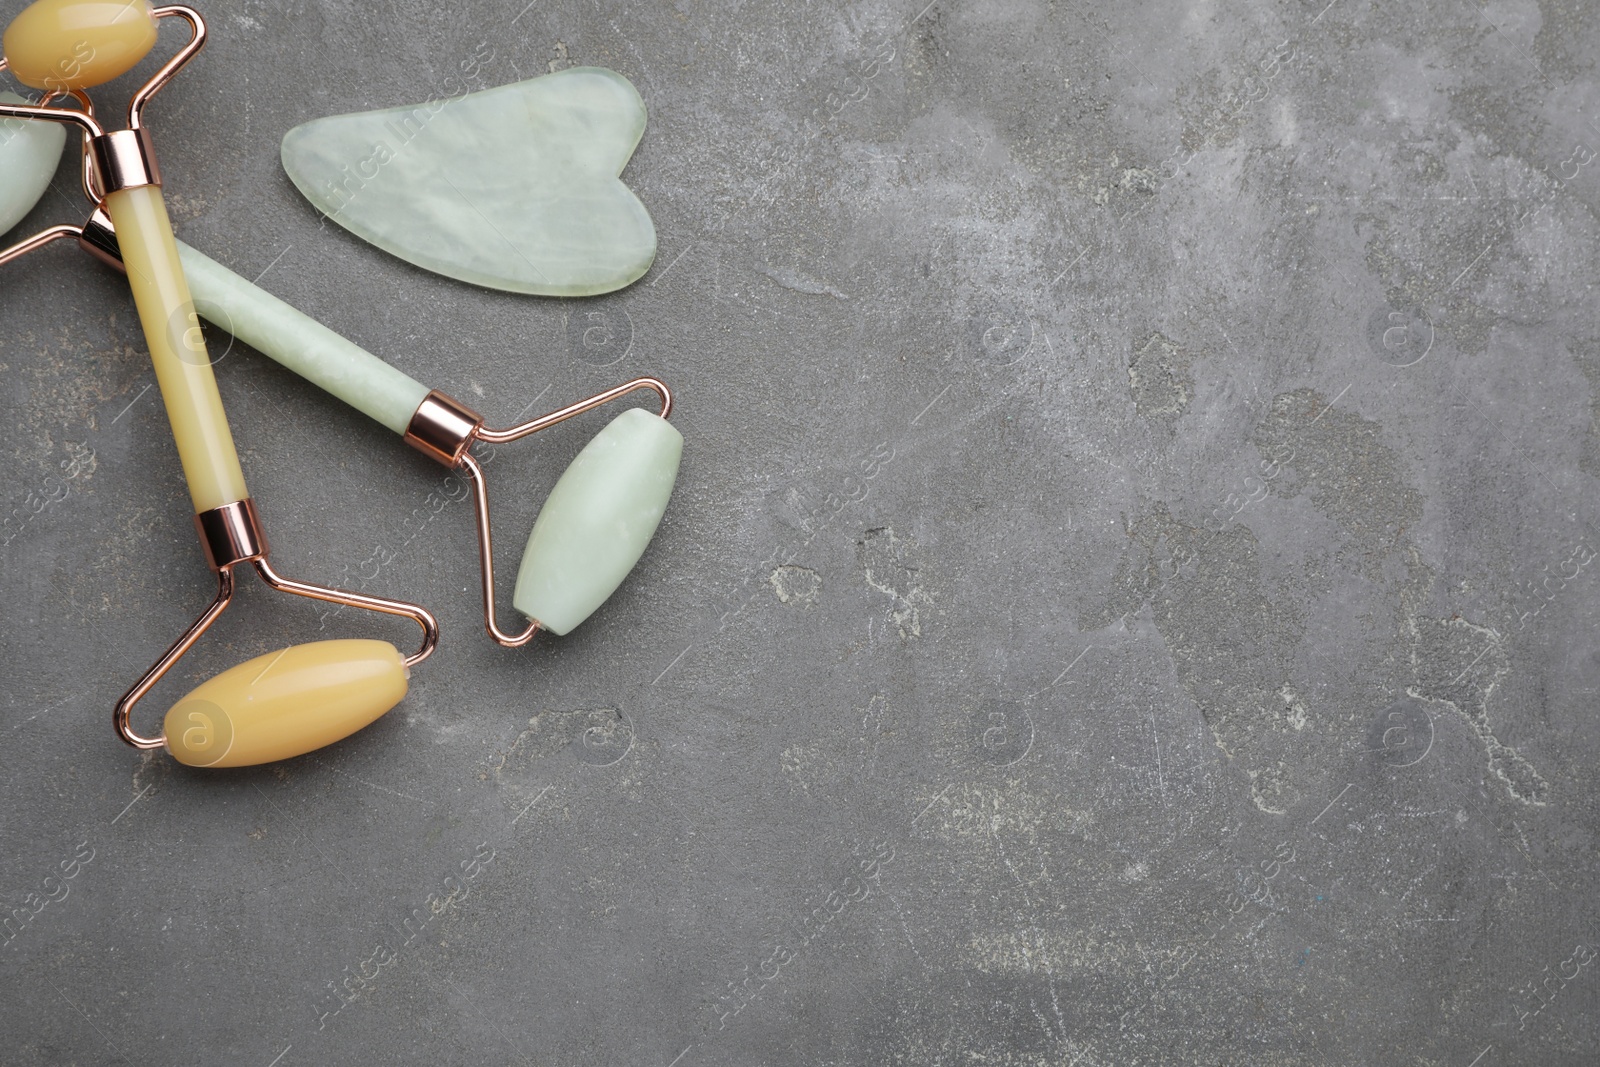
[2,0,1598,1064]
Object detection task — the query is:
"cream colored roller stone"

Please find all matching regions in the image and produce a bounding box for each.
[512,408,682,635]
[1,0,158,91]
[163,640,408,768]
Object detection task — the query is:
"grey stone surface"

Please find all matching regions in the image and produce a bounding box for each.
[2,1,1598,1064]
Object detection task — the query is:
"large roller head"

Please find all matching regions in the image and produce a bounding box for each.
[408,379,680,648]
[162,639,410,768]
[2,0,159,91]
[511,408,682,636]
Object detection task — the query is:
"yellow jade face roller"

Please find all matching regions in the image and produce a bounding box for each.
[0,0,439,768]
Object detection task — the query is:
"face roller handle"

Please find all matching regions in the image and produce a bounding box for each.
[109,185,249,512]
[177,239,432,432]
[2,1,246,513]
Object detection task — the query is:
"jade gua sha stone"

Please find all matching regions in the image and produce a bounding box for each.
[280,67,656,296]
[0,90,65,236]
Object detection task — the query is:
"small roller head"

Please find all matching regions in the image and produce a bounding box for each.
[3,0,158,92]
[0,89,67,234]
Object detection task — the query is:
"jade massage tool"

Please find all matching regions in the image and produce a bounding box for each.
[181,245,683,646]
[279,67,658,297]
[0,0,439,767]
[0,88,61,233]
[4,204,683,645]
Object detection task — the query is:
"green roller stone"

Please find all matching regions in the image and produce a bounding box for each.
[178,241,431,434]
[513,408,682,635]
[0,92,66,237]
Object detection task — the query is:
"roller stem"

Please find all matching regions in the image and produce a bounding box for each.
[129,7,204,128]
[0,223,78,267]
[0,93,102,136]
[477,377,672,442]
[105,184,248,513]
[459,452,540,648]
[114,567,235,750]
[253,558,439,668]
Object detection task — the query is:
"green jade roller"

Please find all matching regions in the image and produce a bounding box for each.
[184,249,683,648]
[111,225,680,649]
[0,0,440,767]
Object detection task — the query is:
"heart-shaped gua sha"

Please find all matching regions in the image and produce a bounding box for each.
[281,67,656,297]
[0,91,66,237]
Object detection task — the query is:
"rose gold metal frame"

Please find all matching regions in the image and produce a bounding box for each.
[0,205,127,273]
[404,379,673,647]
[0,223,80,268]
[114,499,440,750]
[128,7,206,130]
